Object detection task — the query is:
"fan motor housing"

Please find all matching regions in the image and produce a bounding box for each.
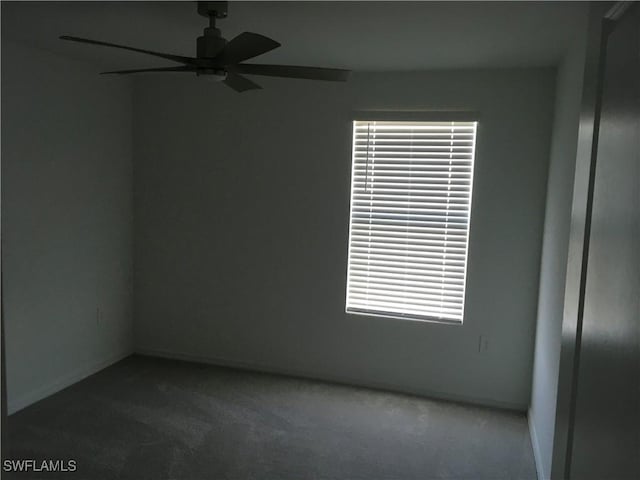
[197,28,227,58]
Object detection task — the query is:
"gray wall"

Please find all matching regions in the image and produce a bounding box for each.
[134,68,555,410]
[528,10,589,479]
[1,42,134,414]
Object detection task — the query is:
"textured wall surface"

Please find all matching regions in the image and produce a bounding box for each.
[1,41,134,413]
[528,7,589,478]
[134,69,555,410]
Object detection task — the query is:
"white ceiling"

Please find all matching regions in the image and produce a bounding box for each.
[2,1,585,72]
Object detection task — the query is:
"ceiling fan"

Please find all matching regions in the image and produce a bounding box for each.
[60,1,350,92]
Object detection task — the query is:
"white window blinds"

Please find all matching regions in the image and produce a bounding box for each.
[346,120,478,323]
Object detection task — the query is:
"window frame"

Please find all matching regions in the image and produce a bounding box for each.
[344,111,480,325]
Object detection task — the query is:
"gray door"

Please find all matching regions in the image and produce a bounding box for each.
[570,5,640,479]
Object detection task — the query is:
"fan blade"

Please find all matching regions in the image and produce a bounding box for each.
[101,66,196,75]
[60,36,197,65]
[223,72,262,93]
[231,63,350,82]
[215,32,280,65]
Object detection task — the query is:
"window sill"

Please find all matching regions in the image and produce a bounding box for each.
[346,308,463,326]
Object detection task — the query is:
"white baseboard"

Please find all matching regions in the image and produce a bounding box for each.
[528,408,546,480]
[7,350,132,415]
[135,346,527,412]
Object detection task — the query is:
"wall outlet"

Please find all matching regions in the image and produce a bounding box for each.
[96,307,101,326]
[478,335,489,353]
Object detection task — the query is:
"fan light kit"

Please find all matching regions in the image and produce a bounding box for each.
[60,1,350,92]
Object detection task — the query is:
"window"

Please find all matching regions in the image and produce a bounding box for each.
[345,119,478,323]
